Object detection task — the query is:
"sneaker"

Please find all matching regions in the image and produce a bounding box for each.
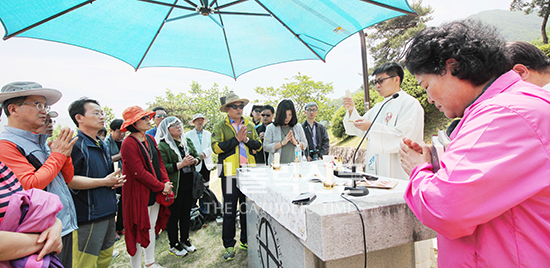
[169,243,188,257]
[223,247,236,261]
[114,233,121,242]
[239,241,248,250]
[183,240,197,252]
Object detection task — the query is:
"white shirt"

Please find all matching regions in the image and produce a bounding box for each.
[343,90,424,180]
[185,128,214,171]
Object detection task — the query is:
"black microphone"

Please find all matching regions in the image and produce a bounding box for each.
[335,93,400,194]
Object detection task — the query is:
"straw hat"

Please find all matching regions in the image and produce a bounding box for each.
[120,106,155,132]
[219,91,249,112]
[0,81,62,105]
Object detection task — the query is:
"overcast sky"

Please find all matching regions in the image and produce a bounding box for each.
[0,0,513,129]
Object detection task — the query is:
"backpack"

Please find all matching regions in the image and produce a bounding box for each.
[192,171,205,200]
[189,207,204,231]
[200,188,223,222]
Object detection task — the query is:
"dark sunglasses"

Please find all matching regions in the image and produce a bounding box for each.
[261,113,272,117]
[228,104,245,110]
[140,116,149,120]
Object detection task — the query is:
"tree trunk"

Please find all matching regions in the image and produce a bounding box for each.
[543,12,549,44]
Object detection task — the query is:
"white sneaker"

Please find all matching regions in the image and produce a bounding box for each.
[169,245,188,257]
[183,240,197,252]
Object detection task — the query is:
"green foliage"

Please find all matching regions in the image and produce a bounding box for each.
[539,43,550,56]
[331,107,348,138]
[510,0,550,44]
[254,73,335,123]
[148,82,230,132]
[102,105,115,133]
[366,0,433,66]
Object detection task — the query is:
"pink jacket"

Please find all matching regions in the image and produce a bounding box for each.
[405,71,550,267]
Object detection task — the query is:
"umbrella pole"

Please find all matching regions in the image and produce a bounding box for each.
[360,30,370,111]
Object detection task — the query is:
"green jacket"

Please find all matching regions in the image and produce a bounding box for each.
[158,138,200,197]
[212,115,262,177]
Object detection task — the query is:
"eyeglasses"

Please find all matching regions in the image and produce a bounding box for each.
[155,114,167,118]
[90,111,104,117]
[227,104,245,110]
[373,76,396,86]
[261,113,272,117]
[253,109,262,113]
[169,122,182,128]
[19,102,50,112]
[305,108,317,113]
[140,116,149,121]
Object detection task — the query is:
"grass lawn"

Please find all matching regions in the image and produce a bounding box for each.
[109,175,248,268]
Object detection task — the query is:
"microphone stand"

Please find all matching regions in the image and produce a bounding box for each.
[337,93,400,196]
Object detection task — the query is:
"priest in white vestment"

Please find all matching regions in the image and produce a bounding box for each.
[343,62,431,268]
[343,62,424,180]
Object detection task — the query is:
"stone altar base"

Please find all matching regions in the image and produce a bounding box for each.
[247,200,417,268]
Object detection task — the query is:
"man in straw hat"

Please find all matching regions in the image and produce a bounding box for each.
[0,81,77,268]
[211,91,262,261]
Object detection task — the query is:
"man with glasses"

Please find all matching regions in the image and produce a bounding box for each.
[145,106,167,138]
[302,102,330,161]
[212,92,261,261]
[343,62,424,180]
[67,98,126,268]
[254,104,274,164]
[0,81,79,268]
[343,64,428,268]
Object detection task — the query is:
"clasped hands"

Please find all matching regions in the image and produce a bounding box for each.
[283,130,298,146]
[399,137,432,175]
[178,154,197,169]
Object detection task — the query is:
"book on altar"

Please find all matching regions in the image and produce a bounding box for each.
[356,179,398,189]
[431,130,451,172]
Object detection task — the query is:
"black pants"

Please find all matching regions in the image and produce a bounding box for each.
[199,161,210,183]
[167,172,194,247]
[221,174,247,248]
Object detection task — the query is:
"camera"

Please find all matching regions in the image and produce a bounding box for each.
[309,149,320,161]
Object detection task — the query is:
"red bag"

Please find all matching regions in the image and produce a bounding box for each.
[156,191,175,207]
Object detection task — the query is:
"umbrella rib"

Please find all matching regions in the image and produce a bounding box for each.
[216,11,270,16]
[137,0,196,11]
[213,4,237,79]
[3,0,96,40]
[359,0,418,16]
[253,0,324,62]
[136,0,179,70]
[208,0,218,8]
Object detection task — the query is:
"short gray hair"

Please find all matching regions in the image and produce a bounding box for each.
[304,102,318,110]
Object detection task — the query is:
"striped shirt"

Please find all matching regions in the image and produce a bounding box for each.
[0,161,23,223]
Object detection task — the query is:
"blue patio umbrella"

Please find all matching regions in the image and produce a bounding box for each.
[0,0,415,79]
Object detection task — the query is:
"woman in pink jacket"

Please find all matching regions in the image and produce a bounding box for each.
[400,20,550,267]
